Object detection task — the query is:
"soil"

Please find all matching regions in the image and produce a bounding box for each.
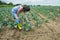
[0,15,60,40]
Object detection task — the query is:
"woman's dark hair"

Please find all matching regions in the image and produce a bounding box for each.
[23,5,30,12]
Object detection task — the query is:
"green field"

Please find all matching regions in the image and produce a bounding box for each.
[0,5,60,31]
[0,5,60,40]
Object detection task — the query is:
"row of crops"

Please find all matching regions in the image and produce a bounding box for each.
[0,6,41,31]
[0,5,60,31]
[30,6,60,20]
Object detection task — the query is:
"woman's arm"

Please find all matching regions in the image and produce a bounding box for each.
[23,12,29,22]
[17,6,23,16]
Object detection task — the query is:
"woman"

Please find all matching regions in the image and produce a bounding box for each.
[12,5,30,30]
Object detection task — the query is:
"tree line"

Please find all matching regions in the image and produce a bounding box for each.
[0,1,13,5]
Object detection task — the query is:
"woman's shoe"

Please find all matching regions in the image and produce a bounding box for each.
[17,23,22,30]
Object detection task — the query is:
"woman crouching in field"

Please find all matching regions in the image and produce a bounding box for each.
[12,5,30,30]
